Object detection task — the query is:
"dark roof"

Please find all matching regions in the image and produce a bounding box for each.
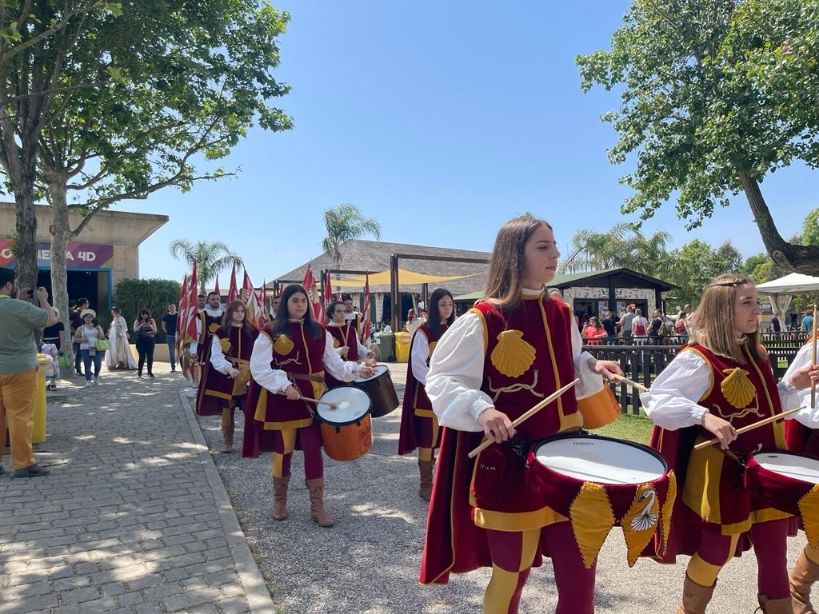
[549,267,677,291]
[272,239,490,295]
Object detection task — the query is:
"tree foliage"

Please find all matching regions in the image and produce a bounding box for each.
[803,208,819,246]
[578,0,819,274]
[321,203,382,266]
[665,240,743,308]
[169,240,242,293]
[113,278,181,342]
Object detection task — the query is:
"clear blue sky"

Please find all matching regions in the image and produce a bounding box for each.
[133,1,819,287]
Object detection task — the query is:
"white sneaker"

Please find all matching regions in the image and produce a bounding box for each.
[84,381,92,387]
[93,377,99,385]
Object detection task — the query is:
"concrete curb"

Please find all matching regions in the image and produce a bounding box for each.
[178,389,275,614]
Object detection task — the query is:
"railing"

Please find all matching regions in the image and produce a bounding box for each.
[584,342,803,416]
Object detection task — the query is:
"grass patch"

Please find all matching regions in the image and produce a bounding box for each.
[591,412,654,445]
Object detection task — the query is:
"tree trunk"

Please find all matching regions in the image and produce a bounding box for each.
[48,175,73,361]
[738,168,819,275]
[13,189,38,293]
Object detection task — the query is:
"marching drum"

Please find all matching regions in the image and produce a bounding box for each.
[528,433,676,567]
[315,387,373,462]
[745,451,819,546]
[352,364,399,417]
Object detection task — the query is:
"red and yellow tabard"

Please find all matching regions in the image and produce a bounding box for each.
[681,345,790,535]
[249,321,327,431]
[398,323,448,455]
[196,325,258,416]
[469,296,580,531]
[196,311,223,362]
[325,321,360,389]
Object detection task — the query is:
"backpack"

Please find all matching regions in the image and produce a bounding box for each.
[633,318,647,336]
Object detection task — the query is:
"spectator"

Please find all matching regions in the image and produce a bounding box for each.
[802,310,815,334]
[133,308,158,378]
[770,313,782,334]
[74,308,106,386]
[197,293,207,311]
[162,303,179,372]
[649,309,665,344]
[381,320,393,334]
[106,306,136,370]
[632,308,649,344]
[581,317,608,345]
[674,311,689,343]
[405,308,423,335]
[620,304,636,341]
[0,270,56,477]
[70,297,88,376]
[601,310,617,344]
[42,306,66,389]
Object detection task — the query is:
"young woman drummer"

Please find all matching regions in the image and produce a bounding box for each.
[398,287,455,501]
[243,284,374,527]
[640,274,819,614]
[196,300,258,453]
[419,215,622,614]
[325,300,374,389]
[781,331,819,613]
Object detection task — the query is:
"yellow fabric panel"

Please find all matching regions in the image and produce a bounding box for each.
[569,482,616,568]
[799,485,819,547]
[682,444,724,525]
[471,500,568,532]
[805,543,819,565]
[621,483,661,567]
[418,447,432,462]
[660,471,677,555]
[484,566,523,613]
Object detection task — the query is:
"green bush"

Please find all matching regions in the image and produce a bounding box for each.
[113,278,182,342]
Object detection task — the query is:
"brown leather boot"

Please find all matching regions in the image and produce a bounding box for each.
[791,550,819,614]
[418,460,434,501]
[222,423,234,453]
[676,575,715,614]
[272,476,290,521]
[306,478,334,527]
[758,594,795,614]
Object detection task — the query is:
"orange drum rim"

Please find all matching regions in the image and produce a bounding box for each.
[578,385,621,429]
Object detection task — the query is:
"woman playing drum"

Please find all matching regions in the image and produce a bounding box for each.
[640,274,819,614]
[325,300,374,389]
[781,331,819,612]
[420,215,622,614]
[196,300,258,453]
[243,284,373,527]
[398,287,455,501]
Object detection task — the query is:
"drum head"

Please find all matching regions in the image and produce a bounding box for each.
[316,387,371,425]
[535,436,666,485]
[754,452,819,485]
[353,364,388,383]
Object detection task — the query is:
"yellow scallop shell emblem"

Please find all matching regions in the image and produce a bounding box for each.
[490,330,536,378]
[721,368,756,408]
[208,323,220,334]
[220,338,232,353]
[273,334,295,356]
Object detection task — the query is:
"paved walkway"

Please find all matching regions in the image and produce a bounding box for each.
[2,362,814,613]
[0,364,271,614]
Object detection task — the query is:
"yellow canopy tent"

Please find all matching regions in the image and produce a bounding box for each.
[329,268,479,287]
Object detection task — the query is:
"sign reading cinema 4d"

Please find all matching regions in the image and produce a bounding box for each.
[0,239,114,269]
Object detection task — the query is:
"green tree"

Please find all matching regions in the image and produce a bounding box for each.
[666,240,743,307]
[578,0,819,274]
[37,0,291,346]
[0,1,115,292]
[561,222,670,277]
[803,209,819,247]
[113,278,180,342]
[321,203,381,266]
[169,240,242,294]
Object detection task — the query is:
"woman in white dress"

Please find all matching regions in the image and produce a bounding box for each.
[106,306,137,370]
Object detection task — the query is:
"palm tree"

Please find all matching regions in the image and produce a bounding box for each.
[560,223,670,277]
[169,240,243,293]
[321,203,381,266]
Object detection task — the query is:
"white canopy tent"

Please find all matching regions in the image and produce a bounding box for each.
[755,272,819,316]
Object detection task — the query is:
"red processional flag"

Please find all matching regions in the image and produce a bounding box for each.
[361,273,372,343]
[182,262,199,347]
[260,280,267,319]
[214,277,221,301]
[323,270,333,313]
[241,268,265,330]
[176,274,189,354]
[302,264,325,323]
[227,263,238,303]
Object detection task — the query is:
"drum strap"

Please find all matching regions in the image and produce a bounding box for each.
[290,372,325,384]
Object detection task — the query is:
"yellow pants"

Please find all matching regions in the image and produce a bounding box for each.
[0,369,37,470]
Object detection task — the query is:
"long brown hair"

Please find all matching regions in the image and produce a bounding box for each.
[221,300,255,337]
[269,284,324,340]
[689,274,762,363]
[483,214,552,310]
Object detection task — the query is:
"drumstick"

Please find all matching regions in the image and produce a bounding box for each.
[692,405,806,451]
[612,374,649,393]
[467,378,580,459]
[811,303,817,409]
[279,393,338,410]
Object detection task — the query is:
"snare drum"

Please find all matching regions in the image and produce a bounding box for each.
[745,450,819,546]
[352,364,399,417]
[315,387,373,461]
[528,433,676,567]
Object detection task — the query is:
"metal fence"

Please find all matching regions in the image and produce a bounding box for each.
[584,342,803,416]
